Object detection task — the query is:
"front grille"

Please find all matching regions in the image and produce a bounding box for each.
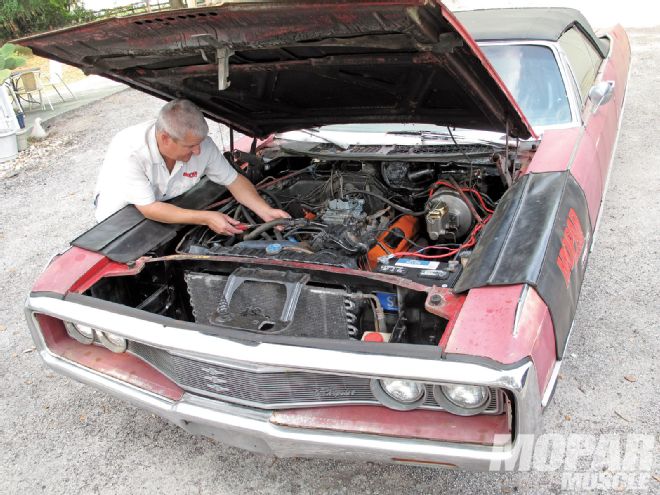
[130,342,501,413]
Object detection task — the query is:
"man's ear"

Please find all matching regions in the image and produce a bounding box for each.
[158,131,172,145]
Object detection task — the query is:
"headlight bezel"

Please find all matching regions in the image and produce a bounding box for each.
[64,321,95,345]
[97,331,128,353]
[64,321,127,353]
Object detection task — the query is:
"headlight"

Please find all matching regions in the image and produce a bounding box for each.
[433,384,490,416]
[64,321,95,345]
[370,378,426,410]
[97,331,127,353]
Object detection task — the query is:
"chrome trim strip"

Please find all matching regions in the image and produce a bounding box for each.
[512,284,529,338]
[542,361,562,408]
[26,296,542,469]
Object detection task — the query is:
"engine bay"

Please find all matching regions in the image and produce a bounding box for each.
[177,153,509,277]
[86,141,526,346]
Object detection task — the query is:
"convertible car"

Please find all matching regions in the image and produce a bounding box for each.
[20,1,630,469]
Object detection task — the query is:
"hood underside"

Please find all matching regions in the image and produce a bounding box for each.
[17,0,533,139]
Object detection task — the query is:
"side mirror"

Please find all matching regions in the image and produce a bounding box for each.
[588,80,615,112]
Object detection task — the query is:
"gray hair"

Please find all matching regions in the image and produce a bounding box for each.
[155,99,208,141]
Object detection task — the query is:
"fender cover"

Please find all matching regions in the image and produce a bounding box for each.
[71,178,227,263]
[454,172,591,357]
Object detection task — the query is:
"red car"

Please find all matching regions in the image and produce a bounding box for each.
[20,1,630,469]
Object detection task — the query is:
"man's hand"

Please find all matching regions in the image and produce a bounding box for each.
[227,175,293,226]
[259,207,291,223]
[202,211,244,235]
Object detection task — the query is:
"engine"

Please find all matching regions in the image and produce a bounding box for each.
[177,159,501,273]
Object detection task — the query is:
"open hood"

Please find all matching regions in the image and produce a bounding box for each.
[17,0,534,139]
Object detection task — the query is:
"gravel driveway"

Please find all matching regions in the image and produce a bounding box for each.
[0,28,658,495]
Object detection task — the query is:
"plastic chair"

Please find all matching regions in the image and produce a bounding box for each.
[48,72,76,102]
[13,70,54,111]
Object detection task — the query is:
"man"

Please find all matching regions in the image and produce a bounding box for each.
[94,99,289,234]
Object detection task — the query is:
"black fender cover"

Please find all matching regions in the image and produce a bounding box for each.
[72,177,227,263]
[454,172,592,357]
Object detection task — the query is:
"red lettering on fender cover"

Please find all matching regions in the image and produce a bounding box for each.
[183,171,198,178]
[556,208,585,286]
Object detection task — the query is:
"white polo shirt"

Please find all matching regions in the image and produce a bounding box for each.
[94,120,238,221]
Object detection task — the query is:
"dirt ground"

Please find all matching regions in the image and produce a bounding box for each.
[0,28,658,495]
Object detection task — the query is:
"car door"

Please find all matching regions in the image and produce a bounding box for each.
[561,26,628,224]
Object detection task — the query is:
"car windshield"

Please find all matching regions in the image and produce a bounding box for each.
[480,44,572,127]
[296,44,571,138]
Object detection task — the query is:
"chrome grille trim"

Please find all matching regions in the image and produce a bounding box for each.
[130,342,502,413]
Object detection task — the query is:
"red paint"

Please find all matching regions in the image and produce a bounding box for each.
[31,246,142,295]
[529,300,557,396]
[513,288,557,395]
[569,135,602,225]
[425,289,467,322]
[524,127,583,174]
[35,314,183,401]
[445,285,521,363]
[270,405,510,446]
[444,285,557,394]
[556,208,586,286]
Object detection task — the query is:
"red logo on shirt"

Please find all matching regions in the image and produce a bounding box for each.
[183,171,198,178]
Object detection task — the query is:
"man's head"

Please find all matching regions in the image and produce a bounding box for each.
[155,99,209,163]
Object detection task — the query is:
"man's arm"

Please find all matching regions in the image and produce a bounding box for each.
[136,174,289,235]
[136,202,244,235]
[226,174,290,222]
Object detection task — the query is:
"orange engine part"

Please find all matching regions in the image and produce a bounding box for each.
[367,215,419,270]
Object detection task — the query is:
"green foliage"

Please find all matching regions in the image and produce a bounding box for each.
[0,44,27,84]
[0,1,95,43]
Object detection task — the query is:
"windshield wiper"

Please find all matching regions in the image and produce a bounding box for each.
[386,130,452,138]
[386,129,505,146]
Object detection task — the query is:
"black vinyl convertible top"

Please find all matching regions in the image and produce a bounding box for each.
[455,7,608,57]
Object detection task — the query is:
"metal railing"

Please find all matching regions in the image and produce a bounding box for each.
[92,1,223,20]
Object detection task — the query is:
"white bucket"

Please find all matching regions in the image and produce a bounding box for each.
[15,128,29,152]
[0,129,18,163]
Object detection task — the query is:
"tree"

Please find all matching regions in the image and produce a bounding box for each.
[0,1,94,43]
[0,44,26,84]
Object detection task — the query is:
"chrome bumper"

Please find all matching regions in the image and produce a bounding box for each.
[26,295,542,470]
